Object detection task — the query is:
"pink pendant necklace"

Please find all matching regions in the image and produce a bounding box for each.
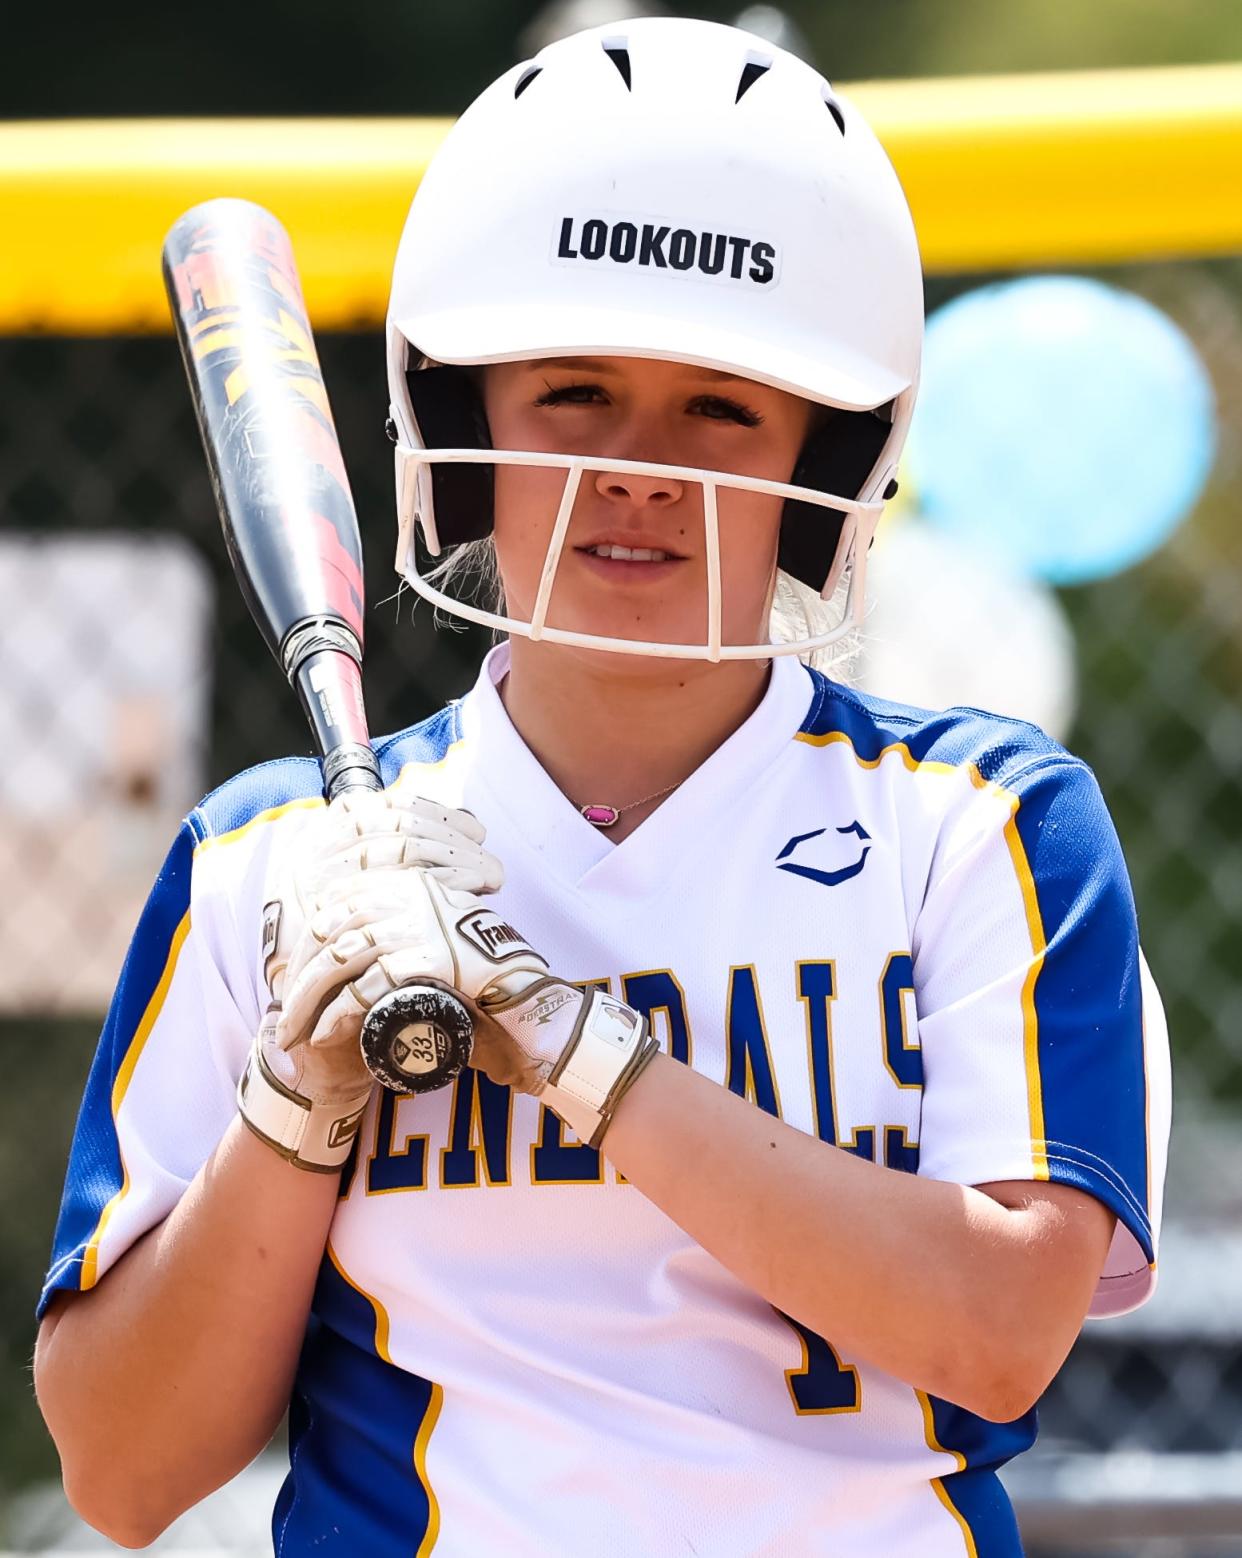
[580,780,681,829]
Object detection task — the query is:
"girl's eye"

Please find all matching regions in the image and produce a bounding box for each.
[534,382,606,407]
[689,395,764,428]
[532,383,762,426]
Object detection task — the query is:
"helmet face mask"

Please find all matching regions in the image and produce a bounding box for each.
[386,16,923,662]
[393,435,887,662]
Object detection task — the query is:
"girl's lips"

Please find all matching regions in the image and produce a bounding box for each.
[572,548,687,584]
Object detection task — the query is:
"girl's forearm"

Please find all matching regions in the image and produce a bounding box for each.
[603,1053,1112,1421]
[35,1115,341,1547]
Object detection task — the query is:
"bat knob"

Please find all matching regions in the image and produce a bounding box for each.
[360,984,475,1094]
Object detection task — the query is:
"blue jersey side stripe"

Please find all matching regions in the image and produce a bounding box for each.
[275,1247,442,1557]
[919,1391,1031,1556]
[39,820,197,1318]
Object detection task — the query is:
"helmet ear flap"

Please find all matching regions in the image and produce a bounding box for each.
[405,365,496,545]
[778,409,893,591]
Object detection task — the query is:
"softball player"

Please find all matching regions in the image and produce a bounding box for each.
[36,19,1170,1556]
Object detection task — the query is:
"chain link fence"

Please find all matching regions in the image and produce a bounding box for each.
[2,259,1240,1552]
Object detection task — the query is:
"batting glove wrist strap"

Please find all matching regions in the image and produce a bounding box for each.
[237,1041,370,1173]
[488,983,659,1148]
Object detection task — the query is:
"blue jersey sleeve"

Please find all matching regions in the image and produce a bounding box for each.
[38,812,257,1319]
[914,757,1170,1316]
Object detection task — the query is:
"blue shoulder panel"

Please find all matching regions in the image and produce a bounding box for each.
[375,703,462,783]
[801,670,1070,787]
[192,755,323,839]
[191,702,462,840]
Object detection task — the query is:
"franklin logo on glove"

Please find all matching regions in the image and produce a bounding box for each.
[456,910,539,962]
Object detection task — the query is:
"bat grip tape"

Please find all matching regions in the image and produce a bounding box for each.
[281,618,382,797]
[322,743,383,796]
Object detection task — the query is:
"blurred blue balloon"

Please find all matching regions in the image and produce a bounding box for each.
[905,276,1216,584]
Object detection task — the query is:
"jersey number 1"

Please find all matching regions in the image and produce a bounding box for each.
[781,1312,861,1414]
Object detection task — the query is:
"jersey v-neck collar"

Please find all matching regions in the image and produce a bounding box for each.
[459,644,818,899]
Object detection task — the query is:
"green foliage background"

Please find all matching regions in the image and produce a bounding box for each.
[8,0,1242,118]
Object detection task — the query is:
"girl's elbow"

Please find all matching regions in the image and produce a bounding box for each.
[62,1463,181,1550]
[952,1351,1053,1423]
[965,1377,1042,1424]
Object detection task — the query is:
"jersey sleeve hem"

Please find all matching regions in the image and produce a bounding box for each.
[1043,1139,1153,1249]
[921,1138,1149,1244]
[921,1133,1155,1316]
[37,1251,90,1319]
[1044,1142,1157,1319]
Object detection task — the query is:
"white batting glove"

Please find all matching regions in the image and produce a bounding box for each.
[237,788,504,1171]
[330,877,658,1146]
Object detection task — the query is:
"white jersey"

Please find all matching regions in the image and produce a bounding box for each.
[44,647,1170,1557]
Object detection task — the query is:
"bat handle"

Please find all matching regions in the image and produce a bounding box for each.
[360,984,475,1094]
[326,764,476,1094]
[322,741,384,796]
[317,733,472,1094]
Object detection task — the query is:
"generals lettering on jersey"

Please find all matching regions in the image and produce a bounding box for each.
[355,951,924,1197]
[555,216,778,285]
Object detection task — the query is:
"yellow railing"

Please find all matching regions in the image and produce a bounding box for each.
[3,63,1240,333]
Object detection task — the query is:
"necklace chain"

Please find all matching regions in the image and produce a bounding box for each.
[578,779,681,828]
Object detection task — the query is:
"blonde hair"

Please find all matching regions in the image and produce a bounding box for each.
[423,537,858,680]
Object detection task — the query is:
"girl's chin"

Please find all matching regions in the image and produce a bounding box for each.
[508,615,768,660]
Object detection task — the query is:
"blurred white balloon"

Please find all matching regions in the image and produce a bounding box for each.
[856,520,1079,742]
[519,0,668,54]
[732,6,815,60]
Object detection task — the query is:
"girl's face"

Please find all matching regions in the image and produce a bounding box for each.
[481,356,815,655]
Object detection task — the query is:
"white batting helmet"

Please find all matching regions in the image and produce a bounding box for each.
[386,15,923,660]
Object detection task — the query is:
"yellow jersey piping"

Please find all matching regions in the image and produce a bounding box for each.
[191,735,467,857]
[79,909,192,1289]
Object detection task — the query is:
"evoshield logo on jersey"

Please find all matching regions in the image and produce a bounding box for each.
[555,217,778,285]
[776,821,872,887]
[456,910,539,964]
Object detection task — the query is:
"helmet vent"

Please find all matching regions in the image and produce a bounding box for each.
[602,38,632,90]
[735,55,772,102]
[822,91,846,134]
[514,64,542,99]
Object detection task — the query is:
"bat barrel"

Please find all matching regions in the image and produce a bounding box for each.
[164,198,467,1090]
[161,198,370,688]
